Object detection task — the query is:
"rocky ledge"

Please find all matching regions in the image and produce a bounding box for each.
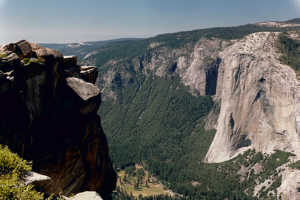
[0,40,116,199]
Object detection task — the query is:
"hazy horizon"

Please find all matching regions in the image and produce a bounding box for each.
[1,0,300,44]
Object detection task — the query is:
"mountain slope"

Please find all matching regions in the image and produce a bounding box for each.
[46,20,300,199]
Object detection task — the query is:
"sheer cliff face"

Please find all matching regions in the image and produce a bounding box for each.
[0,41,116,198]
[98,38,228,100]
[205,32,300,163]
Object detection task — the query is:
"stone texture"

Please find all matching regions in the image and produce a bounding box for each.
[31,43,63,59]
[0,51,20,72]
[278,168,300,200]
[80,66,98,84]
[66,77,100,101]
[205,32,300,163]
[66,77,101,115]
[64,191,103,200]
[97,38,229,100]
[2,40,32,59]
[177,38,226,95]
[24,172,51,185]
[16,40,33,58]
[0,41,116,199]
[64,55,77,67]
[64,65,98,84]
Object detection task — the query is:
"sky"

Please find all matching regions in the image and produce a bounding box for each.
[0,0,300,44]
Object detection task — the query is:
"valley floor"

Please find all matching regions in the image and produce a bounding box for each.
[117,164,175,198]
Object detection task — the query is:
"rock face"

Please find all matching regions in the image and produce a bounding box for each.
[97,38,229,101]
[24,172,51,185]
[0,40,116,199]
[205,32,300,163]
[204,32,300,199]
[64,191,103,200]
[177,38,227,95]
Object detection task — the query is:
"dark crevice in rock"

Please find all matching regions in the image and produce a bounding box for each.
[252,89,264,104]
[205,57,221,95]
[235,65,241,83]
[233,64,242,92]
[169,62,178,73]
[230,113,235,130]
[139,55,144,70]
[236,135,252,148]
[259,77,266,83]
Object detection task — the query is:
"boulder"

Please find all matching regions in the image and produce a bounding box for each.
[24,171,51,185]
[31,43,63,60]
[64,55,77,67]
[2,40,32,59]
[66,77,101,115]
[66,77,100,101]
[64,192,103,200]
[16,40,33,58]
[63,66,98,84]
[0,51,20,72]
[80,66,98,84]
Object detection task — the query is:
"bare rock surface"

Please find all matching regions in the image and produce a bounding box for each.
[24,171,51,185]
[66,77,100,101]
[278,168,300,200]
[80,66,98,83]
[64,192,103,200]
[201,32,300,199]
[177,38,227,95]
[0,41,116,199]
[64,55,78,67]
[205,32,300,163]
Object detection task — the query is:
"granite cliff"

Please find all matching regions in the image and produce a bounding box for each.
[205,32,300,162]
[204,31,300,199]
[0,40,116,199]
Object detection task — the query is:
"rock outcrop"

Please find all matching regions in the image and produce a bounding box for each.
[0,40,116,199]
[203,32,300,199]
[205,32,300,163]
[64,191,103,200]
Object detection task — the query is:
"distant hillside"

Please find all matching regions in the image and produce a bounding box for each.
[285,18,300,24]
[40,38,143,61]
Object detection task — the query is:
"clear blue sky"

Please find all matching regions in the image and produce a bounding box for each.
[0,0,300,44]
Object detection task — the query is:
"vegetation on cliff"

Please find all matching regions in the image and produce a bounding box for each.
[0,145,63,200]
[277,32,300,75]
[0,145,43,200]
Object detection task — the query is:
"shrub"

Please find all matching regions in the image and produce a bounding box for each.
[0,145,45,200]
[0,175,44,200]
[0,145,31,177]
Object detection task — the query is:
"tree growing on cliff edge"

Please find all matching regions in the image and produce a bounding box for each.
[0,145,62,200]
